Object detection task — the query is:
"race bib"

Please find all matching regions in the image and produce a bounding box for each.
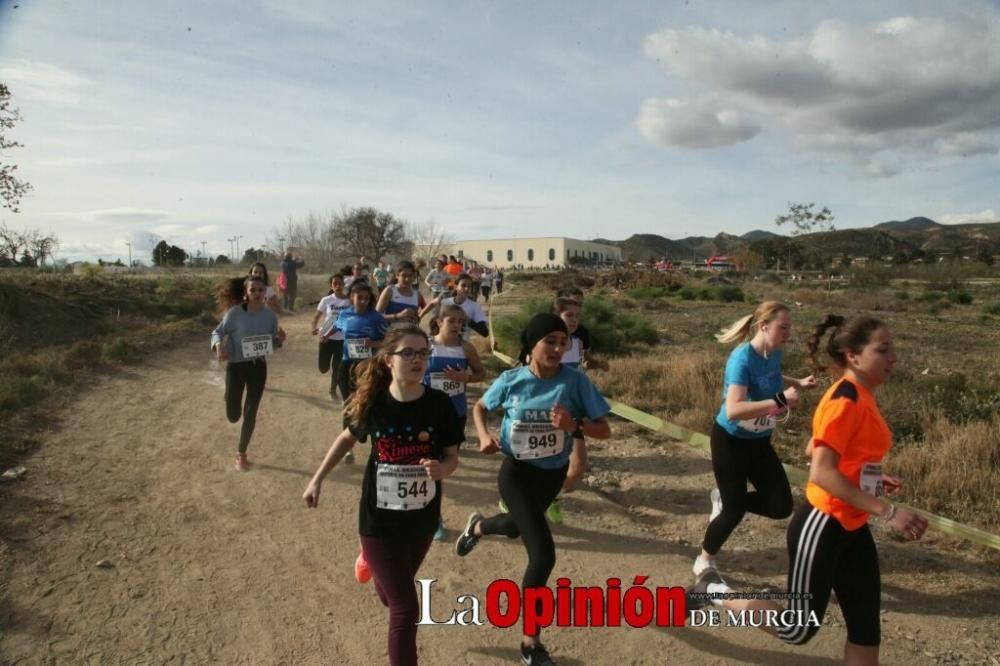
[347,339,372,359]
[241,334,273,359]
[375,464,436,511]
[859,462,883,497]
[430,372,464,397]
[737,414,777,434]
[509,421,563,460]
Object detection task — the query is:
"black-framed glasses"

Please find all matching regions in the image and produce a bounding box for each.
[391,348,432,360]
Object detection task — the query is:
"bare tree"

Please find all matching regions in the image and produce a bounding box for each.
[1,83,32,213]
[405,220,454,264]
[0,223,58,267]
[332,207,407,262]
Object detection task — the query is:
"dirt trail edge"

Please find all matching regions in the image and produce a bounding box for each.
[1,313,997,665]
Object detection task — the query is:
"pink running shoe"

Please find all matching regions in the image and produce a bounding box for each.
[354,549,372,584]
[235,454,250,471]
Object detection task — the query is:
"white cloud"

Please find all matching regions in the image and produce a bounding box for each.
[0,58,89,105]
[636,96,760,149]
[194,225,221,233]
[53,208,170,224]
[36,157,102,167]
[152,223,184,234]
[639,10,1000,173]
[939,209,998,225]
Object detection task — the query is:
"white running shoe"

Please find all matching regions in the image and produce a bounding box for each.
[692,554,717,577]
[709,488,723,523]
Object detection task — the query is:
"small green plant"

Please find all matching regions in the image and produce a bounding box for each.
[101,337,132,363]
[627,286,668,300]
[981,301,1000,316]
[946,289,973,305]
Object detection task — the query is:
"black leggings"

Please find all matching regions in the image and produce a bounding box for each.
[225,360,267,454]
[479,456,567,636]
[318,339,344,396]
[702,422,792,555]
[775,501,881,646]
[360,535,433,666]
[337,359,361,404]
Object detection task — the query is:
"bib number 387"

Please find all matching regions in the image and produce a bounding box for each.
[509,421,562,460]
[376,464,436,511]
[241,334,273,358]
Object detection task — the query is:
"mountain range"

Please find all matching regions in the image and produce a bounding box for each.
[595,217,1000,262]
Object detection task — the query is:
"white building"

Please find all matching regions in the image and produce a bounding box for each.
[424,237,621,269]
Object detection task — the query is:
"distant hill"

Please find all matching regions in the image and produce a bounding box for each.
[593,216,1000,263]
[741,229,781,242]
[874,217,941,232]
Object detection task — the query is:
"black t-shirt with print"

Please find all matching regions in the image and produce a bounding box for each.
[350,387,464,539]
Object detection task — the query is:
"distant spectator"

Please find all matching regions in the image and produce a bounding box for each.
[280,253,305,311]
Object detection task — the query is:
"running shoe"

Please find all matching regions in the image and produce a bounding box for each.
[709,488,723,523]
[354,550,372,584]
[520,641,556,666]
[692,554,717,577]
[685,568,727,612]
[498,498,509,513]
[234,453,250,471]
[433,519,447,542]
[545,499,563,525]
[455,512,482,557]
[344,450,355,464]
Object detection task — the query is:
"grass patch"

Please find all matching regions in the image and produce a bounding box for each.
[492,295,658,358]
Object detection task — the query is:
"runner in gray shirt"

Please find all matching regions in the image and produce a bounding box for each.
[211,275,286,470]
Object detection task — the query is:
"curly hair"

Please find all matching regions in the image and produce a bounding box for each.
[806,314,886,372]
[345,324,429,429]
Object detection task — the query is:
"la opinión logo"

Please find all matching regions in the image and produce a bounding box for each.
[417,576,687,634]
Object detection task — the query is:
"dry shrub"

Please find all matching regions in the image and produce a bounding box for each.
[890,410,1000,531]
[790,288,909,312]
[592,348,721,422]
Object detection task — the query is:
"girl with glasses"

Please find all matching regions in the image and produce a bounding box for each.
[303,325,463,666]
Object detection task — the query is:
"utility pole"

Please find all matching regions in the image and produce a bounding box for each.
[228,237,235,260]
[278,236,286,255]
[201,241,207,266]
[235,236,244,264]
[125,241,132,270]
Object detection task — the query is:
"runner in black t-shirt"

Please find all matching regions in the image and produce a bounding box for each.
[303,324,462,666]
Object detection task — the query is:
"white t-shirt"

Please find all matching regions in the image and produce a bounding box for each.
[442,297,486,341]
[317,294,352,340]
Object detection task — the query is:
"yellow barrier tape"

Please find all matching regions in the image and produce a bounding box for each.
[485,282,1000,550]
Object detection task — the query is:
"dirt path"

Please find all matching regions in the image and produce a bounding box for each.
[1,310,997,665]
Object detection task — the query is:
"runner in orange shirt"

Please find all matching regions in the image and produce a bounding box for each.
[687,315,928,666]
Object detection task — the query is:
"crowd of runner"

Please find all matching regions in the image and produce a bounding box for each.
[210,254,925,666]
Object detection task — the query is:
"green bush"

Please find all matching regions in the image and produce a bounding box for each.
[982,301,1000,316]
[101,337,132,363]
[946,289,973,305]
[894,291,909,301]
[627,286,668,300]
[0,373,47,412]
[713,285,746,302]
[493,295,657,358]
[676,285,744,302]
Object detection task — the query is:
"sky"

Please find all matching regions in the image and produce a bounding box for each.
[0,0,997,263]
